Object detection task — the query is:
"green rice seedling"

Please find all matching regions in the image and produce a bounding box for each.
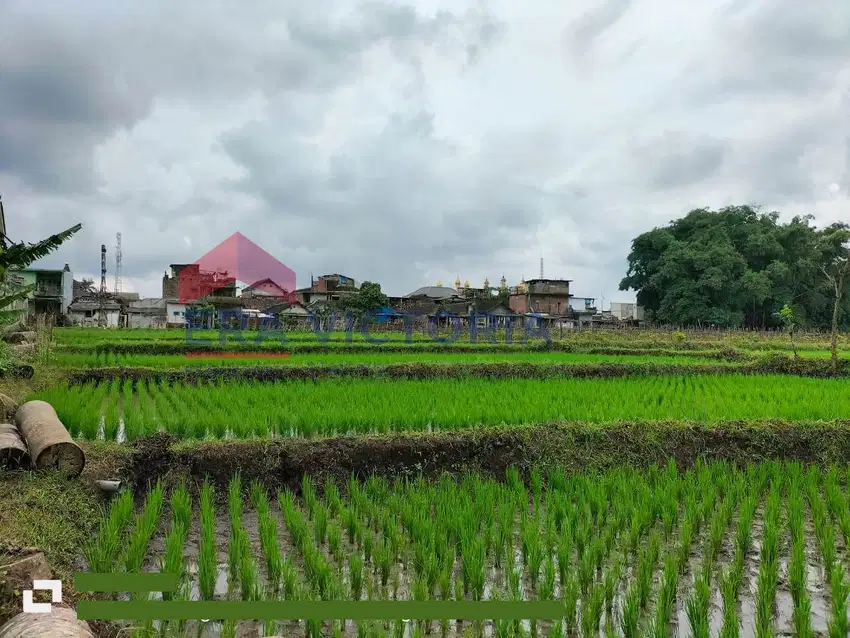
[719,569,740,638]
[603,557,620,624]
[460,544,489,631]
[562,572,579,636]
[237,528,260,602]
[314,503,328,545]
[755,482,780,638]
[787,479,814,638]
[620,584,640,638]
[328,521,343,565]
[302,475,317,517]
[255,492,284,595]
[220,620,236,638]
[828,564,849,638]
[170,481,192,531]
[578,541,595,595]
[197,480,217,602]
[636,530,660,610]
[227,474,244,597]
[540,555,556,601]
[374,537,393,590]
[685,567,711,638]
[160,522,187,602]
[653,554,679,638]
[84,488,134,573]
[124,481,165,573]
[581,582,605,638]
[349,552,364,601]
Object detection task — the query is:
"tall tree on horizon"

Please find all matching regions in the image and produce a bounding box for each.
[620,206,850,330]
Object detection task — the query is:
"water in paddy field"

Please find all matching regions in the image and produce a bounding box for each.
[96,416,126,443]
[125,502,849,638]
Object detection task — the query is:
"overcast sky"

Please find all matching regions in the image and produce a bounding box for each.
[2,0,849,303]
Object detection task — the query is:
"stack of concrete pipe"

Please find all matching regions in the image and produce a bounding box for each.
[1,320,36,357]
[0,395,85,476]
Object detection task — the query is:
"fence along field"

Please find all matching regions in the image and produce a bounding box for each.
[34,374,850,440]
[88,461,850,638]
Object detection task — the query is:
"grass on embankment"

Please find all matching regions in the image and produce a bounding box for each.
[53,350,740,369]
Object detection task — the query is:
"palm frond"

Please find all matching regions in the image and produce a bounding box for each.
[0,284,34,311]
[0,223,82,270]
[0,308,26,323]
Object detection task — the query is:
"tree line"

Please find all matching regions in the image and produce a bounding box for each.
[620,206,850,331]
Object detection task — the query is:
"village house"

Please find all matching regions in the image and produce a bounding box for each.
[126,298,168,328]
[295,274,359,305]
[508,278,573,316]
[6,264,74,317]
[67,296,121,327]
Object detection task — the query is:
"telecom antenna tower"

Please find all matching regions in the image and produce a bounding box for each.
[114,232,122,294]
[540,257,544,279]
[99,244,107,327]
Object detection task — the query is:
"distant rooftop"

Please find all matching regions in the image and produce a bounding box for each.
[404,285,457,300]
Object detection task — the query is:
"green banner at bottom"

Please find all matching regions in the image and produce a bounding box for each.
[76,600,567,621]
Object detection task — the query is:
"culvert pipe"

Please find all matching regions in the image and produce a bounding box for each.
[0,424,30,470]
[0,607,94,638]
[15,400,85,476]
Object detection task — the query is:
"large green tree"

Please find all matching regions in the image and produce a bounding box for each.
[340,281,390,315]
[620,206,850,329]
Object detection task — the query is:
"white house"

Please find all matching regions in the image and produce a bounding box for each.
[610,302,645,321]
[67,296,121,327]
[127,298,167,328]
[166,300,187,326]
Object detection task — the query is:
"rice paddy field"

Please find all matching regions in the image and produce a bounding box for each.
[8,326,850,637]
[91,461,850,637]
[33,375,850,441]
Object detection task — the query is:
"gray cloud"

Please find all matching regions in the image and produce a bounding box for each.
[629,132,730,190]
[564,0,633,57]
[2,0,848,302]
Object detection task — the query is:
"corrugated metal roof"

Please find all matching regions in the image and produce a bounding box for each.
[404,286,456,299]
[129,297,168,310]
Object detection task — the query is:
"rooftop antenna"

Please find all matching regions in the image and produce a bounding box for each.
[540,257,544,279]
[99,244,107,327]
[114,232,122,295]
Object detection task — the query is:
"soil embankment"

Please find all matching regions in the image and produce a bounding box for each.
[125,420,850,498]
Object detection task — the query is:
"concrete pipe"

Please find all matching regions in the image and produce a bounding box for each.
[0,393,16,420]
[0,424,31,470]
[15,401,85,476]
[0,607,94,638]
[12,343,35,356]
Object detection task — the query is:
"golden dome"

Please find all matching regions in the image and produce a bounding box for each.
[464,280,470,288]
[454,276,461,287]
[436,280,442,287]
